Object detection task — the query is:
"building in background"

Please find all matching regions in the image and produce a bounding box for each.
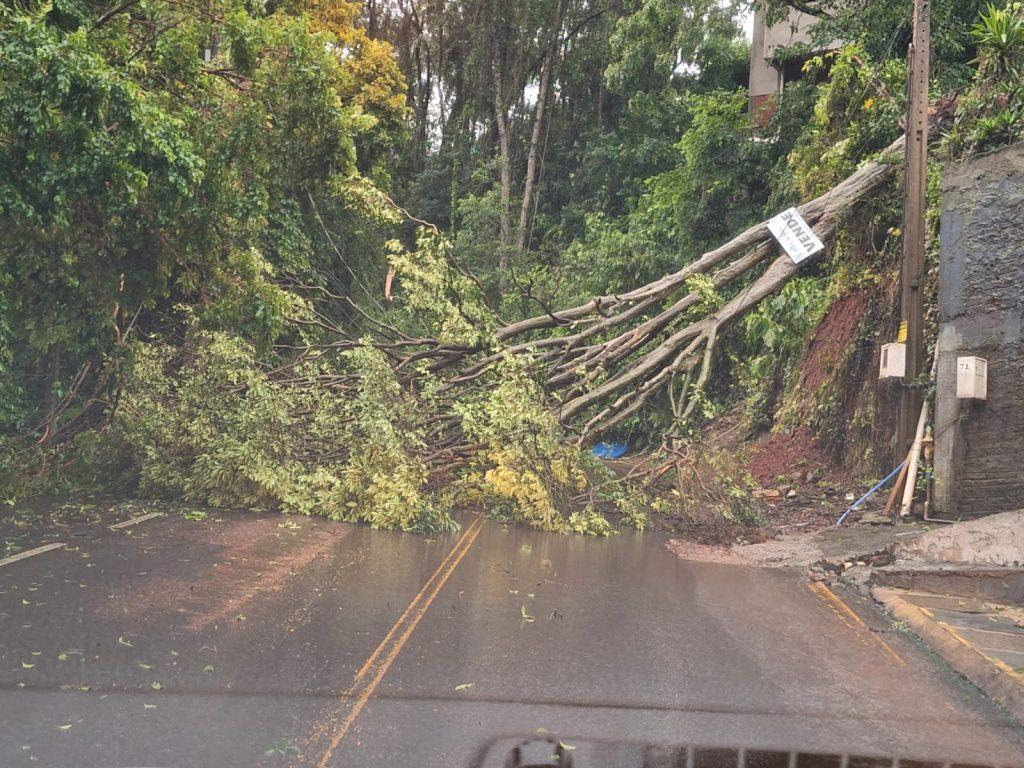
[748,5,838,124]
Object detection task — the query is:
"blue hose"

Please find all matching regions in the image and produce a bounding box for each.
[836,460,907,526]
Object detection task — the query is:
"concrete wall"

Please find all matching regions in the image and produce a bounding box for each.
[934,142,1024,518]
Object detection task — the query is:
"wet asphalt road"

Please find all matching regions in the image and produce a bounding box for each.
[1,506,1023,768]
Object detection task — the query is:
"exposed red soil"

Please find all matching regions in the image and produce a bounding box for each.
[747,426,841,486]
[650,291,879,546]
[795,289,871,397]
[746,290,873,497]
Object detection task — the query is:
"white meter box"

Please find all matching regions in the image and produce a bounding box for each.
[956,356,988,400]
[879,343,906,379]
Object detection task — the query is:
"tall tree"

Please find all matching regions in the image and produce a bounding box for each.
[517,0,570,253]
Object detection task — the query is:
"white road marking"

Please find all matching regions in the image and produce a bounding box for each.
[110,512,165,530]
[0,542,66,568]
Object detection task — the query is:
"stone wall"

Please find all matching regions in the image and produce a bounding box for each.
[933,142,1024,518]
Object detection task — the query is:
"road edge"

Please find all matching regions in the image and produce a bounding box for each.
[872,585,1024,725]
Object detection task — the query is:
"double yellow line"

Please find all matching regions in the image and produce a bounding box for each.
[310,515,486,768]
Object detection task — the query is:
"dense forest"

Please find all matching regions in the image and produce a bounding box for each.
[1,0,1022,534]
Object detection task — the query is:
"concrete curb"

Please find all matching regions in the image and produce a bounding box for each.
[873,586,1024,725]
[872,564,1024,603]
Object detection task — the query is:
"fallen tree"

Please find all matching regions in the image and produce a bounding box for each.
[5,130,912,532]
[392,133,907,451]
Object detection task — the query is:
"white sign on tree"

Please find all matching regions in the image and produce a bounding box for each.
[767,207,825,264]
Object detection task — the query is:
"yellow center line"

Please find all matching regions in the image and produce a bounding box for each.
[808,582,905,665]
[308,515,486,768]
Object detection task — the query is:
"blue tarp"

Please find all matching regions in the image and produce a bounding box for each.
[592,442,629,459]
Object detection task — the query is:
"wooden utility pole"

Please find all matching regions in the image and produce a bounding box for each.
[897,0,931,459]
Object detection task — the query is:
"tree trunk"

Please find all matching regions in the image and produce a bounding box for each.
[382,128,921,463]
[597,0,623,127]
[366,0,378,38]
[41,340,62,447]
[516,0,568,254]
[492,43,513,279]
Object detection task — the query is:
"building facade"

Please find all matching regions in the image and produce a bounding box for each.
[748,5,834,123]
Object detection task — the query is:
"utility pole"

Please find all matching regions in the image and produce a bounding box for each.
[896,0,931,460]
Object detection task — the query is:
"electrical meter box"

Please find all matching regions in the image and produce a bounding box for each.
[879,342,906,379]
[956,356,988,399]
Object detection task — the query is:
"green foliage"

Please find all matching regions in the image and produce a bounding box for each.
[0,0,407,447]
[560,88,775,297]
[388,229,497,347]
[196,248,314,354]
[973,1,1024,76]
[456,355,607,532]
[605,0,743,94]
[684,274,723,315]
[566,508,616,536]
[613,485,654,531]
[762,0,991,91]
[325,344,455,532]
[947,2,1024,155]
[644,90,772,255]
[788,46,906,198]
[733,278,829,428]
[110,330,456,532]
[0,1,204,392]
[97,222,618,534]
